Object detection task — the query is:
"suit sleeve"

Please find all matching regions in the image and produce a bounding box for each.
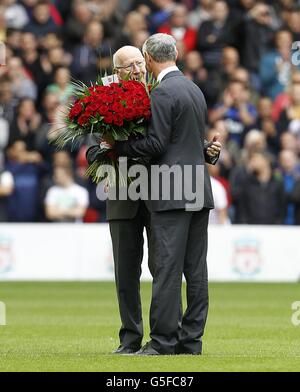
[115,88,173,158]
[86,144,102,164]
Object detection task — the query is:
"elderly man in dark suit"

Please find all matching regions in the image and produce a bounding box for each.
[87,42,221,356]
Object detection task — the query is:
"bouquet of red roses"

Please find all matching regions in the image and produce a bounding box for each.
[53,75,155,184]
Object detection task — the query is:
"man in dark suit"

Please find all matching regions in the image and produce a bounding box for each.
[112,34,217,356]
[87,43,221,355]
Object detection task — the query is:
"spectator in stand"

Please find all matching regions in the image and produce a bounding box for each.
[234,152,286,224]
[71,21,110,84]
[208,46,240,104]
[280,132,300,156]
[6,57,37,101]
[230,0,256,22]
[209,80,257,147]
[272,72,300,121]
[240,129,275,165]
[240,3,275,80]
[5,140,45,222]
[35,92,60,163]
[260,29,297,100]
[188,0,214,30]
[64,0,93,50]
[85,0,119,23]
[45,165,89,223]
[183,51,215,107]
[40,31,63,51]
[5,28,21,54]
[0,78,15,167]
[20,32,52,98]
[278,83,300,141]
[196,0,236,70]
[286,7,300,42]
[158,4,197,52]
[230,129,271,223]
[3,0,29,30]
[46,66,74,104]
[0,77,16,126]
[115,11,147,49]
[276,150,300,225]
[43,46,73,82]
[131,30,150,51]
[8,98,41,151]
[51,0,73,21]
[208,164,230,225]
[233,67,260,105]
[131,0,164,15]
[253,97,279,155]
[24,0,59,38]
[145,0,176,34]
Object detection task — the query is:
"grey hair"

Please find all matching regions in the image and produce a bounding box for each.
[142,33,177,63]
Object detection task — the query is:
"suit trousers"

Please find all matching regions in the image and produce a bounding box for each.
[109,201,152,349]
[149,208,210,354]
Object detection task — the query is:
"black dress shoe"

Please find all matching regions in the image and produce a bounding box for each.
[113,345,141,354]
[136,342,162,356]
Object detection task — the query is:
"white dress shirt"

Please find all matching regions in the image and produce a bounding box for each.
[157,66,179,83]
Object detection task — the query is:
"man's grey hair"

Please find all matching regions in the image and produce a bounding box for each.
[142,33,177,63]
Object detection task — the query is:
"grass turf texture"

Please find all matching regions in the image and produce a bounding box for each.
[0,282,299,372]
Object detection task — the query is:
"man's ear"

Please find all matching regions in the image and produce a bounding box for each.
[175,49,179,62]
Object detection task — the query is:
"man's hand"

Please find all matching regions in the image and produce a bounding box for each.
[102,134,115,148]
[206,133,222,158]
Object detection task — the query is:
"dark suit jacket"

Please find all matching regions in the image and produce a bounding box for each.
[114,71,215,212]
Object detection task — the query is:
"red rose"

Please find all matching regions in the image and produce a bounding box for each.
[99,105,109,115]
[143,98,150,107]
[89,103,99,112]
[105,95,114,104]
[104,114,113,124]
[113,114,124,127]
[124,108,135,120]
[112,102,124,114]
[125,99,134,109]
[82,96,92,104]
[69,102,83,119]
[78,114,89,126]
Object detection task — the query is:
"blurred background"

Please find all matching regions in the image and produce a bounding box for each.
[0,0,300,282]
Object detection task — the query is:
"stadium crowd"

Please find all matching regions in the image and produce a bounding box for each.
[1,0,300,224]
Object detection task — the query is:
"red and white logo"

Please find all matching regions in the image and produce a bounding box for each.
[232,239,262,277]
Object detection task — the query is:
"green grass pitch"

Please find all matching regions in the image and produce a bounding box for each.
[0,282,300,372]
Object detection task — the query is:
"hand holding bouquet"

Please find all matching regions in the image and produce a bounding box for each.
[52,75,155,185]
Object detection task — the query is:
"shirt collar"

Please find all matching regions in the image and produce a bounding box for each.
[157,66,179,83]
